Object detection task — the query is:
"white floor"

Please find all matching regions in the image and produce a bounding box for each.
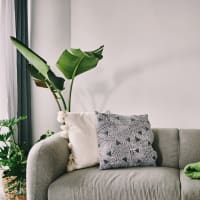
[0,171,6,200]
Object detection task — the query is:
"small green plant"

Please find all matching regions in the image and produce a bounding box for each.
[0,116,28,196]
[0,117,54,197]
[37,130,54,142]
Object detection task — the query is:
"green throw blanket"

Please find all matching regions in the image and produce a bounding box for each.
[184,162,200,179]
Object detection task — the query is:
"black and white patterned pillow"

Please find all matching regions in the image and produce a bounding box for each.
[95,112,157,169]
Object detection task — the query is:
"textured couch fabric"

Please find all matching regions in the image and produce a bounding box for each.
[180,170,200,200]
[27,133,69,200]
[48,167,180,200]
[179,129,200,169]
[27,129,200,200]
[152,128,179,168]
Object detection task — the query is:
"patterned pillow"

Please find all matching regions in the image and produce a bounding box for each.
[95,112,157,169]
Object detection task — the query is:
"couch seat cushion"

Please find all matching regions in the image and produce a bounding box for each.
[180,169,200,200]
[48,167,180,200]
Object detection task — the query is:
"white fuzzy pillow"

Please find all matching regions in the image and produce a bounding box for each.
[58,112,99,171]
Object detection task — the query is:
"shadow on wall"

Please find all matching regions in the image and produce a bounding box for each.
[75,45,200,111]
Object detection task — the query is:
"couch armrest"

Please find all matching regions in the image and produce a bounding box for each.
[27,133,69,200]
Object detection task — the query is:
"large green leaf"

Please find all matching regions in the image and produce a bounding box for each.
[10,36,65,91]
[11,36,49,75]
[56,45,104,79]
[47,70,65,91]
[28,64,48,88]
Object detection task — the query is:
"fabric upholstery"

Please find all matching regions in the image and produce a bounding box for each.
[48,167,180,200]
[179,129,200,169]
[64,112,99,171]
[180,170,200,200]
[27,133,69,200]
[152,128,179,168]
[27,128,200,200]
[96,112,157,169]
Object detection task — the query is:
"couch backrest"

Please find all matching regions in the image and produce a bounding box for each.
[179,129,200,169]
[152,128,200,169]
[152,128,179,168]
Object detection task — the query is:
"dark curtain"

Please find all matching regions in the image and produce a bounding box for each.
[15,0,32,148]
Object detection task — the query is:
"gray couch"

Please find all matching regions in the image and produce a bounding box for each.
[27,128,200,200]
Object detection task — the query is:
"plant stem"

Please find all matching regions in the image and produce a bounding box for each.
[52,91,62,111]
[9,126,17,146]
[46,81,62,111]
[67,57,84,112]
[68,78,74,112]
[46,80,67,111]
[58,91,67,110]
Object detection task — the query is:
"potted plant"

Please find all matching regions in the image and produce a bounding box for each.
[0,117,55,200]
[0,116,27,200]
[10,37,104,112]
[7,37,104,198]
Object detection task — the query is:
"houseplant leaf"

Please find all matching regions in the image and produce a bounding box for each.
[56,45,104,111]
[10,37,49,75]
[28,64,48,88]
[56,45,104,79]
[10,36,65,91]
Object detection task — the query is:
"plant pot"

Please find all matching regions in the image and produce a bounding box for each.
[15,195,26,200]
[2,176,26,200]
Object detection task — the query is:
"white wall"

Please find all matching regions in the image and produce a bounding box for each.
[71,0,200,128]
[30,0,70,141]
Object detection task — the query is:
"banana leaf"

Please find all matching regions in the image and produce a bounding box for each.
[28,64,47,88]
[56,45,104,79]
[10,36,65,91]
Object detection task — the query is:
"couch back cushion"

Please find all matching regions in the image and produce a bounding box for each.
[179,129,200,169]
[152,128,179,168]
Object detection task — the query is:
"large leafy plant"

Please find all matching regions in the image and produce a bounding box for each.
[10,37,104,112]
[0,116,27,197]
